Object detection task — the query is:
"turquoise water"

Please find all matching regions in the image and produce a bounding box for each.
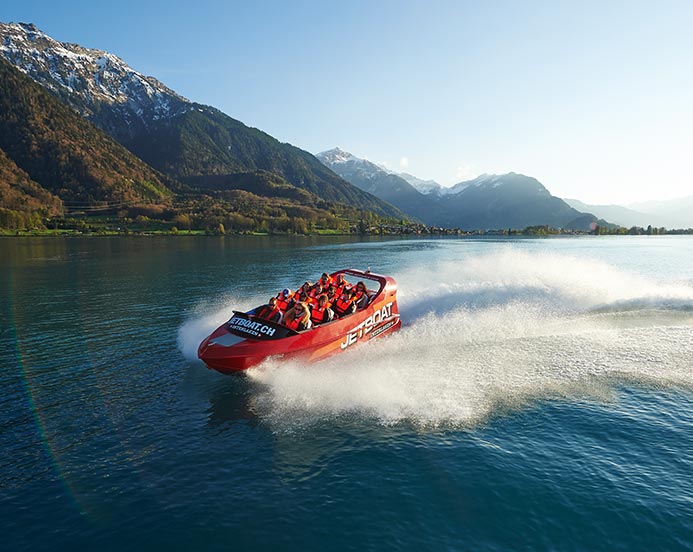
[1,236,692,550]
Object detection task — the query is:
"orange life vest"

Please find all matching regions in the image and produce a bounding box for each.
[284,317,300,331]
[311,306,330,325]
[334,295,354,316]
[256,305,280,322]
[276,292,293,311]
[335,278,350,296]
[285,313,309,331]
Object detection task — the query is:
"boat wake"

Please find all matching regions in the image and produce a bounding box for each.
[178,250,693,429]
[244,250,693,429]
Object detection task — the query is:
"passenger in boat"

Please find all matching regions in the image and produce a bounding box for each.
[333,289,357,318]
[283,302,312,331]
[295,281,312,297]
[352,281,370,309]
[309,282,324,298]
[310,294,334,326]
[254,297,282,323]
[289,290,312,311]
[275,288,294,311]
[319,272,333,288]
[325,284,339,305]
[334,273,349,294]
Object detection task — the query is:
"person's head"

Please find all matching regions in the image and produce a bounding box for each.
[302,281,312,291]
[269,297,278,308]
[321,272,330,281]
[318,294,328,307]
[282,288,290,297]
[336,274,345,284]
[328,284,337,294]
[299,291,309,302]
[356,281,366,292]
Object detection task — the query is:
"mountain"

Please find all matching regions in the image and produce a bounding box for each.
[627,197,693,229]
[0,22,401,219]
[565,197,693,229]
[564,199,658,228]
[0,22,188,142]
[397,172,444,195]
[316,148,433,220]
[319,149,602,230]
[436,173,601,230]
[0,57,172,207]
[0,147,63,216]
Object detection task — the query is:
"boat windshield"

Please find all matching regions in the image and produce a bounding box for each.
[335,272,383,295]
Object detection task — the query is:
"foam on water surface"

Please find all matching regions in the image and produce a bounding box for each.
[179,250,693,429]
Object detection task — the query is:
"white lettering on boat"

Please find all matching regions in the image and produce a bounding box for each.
[229,317,276,338]
[340,302,395,350]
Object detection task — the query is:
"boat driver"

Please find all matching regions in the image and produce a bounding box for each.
[254,297,282,323]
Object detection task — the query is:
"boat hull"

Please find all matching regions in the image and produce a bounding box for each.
[198,270,401,374]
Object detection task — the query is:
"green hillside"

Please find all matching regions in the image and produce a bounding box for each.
[120,105,402,218]
[0,58,172,208]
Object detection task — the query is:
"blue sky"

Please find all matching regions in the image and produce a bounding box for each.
[3,0,692,203]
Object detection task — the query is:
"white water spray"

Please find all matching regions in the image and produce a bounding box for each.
[180,250,693,428]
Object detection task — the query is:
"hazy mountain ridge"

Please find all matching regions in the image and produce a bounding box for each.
[627,197,693,229]
[565,198,693,229]
[319,148,604,230]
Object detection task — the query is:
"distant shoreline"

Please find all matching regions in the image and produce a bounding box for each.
[3,229,692,238]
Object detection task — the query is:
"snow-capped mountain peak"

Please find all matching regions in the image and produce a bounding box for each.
[316,147,363,165]
[397,172,443,195]
[0,21,188,130]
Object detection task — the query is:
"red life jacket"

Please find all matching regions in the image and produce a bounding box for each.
[256,305,280,321]
[285,317,301,331]
[285,314,309,331]
[335,278,350,296]
[334,295,354,316]
[276,292,293,311]
[311,306,330,325]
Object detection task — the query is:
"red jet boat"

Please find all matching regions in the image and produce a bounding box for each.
[198,269,401,374]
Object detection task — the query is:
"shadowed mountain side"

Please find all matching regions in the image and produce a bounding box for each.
[0,58,172,206]
[183,171,318,203]
[0,147,63,215]
[0,23,401,220]
[124,107,403,218]
[436,174,601,230]
[181,171,402,232]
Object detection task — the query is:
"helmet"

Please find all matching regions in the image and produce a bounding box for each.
[282,288,290,296]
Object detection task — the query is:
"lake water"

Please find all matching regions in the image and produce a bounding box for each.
[1,235,692,551]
